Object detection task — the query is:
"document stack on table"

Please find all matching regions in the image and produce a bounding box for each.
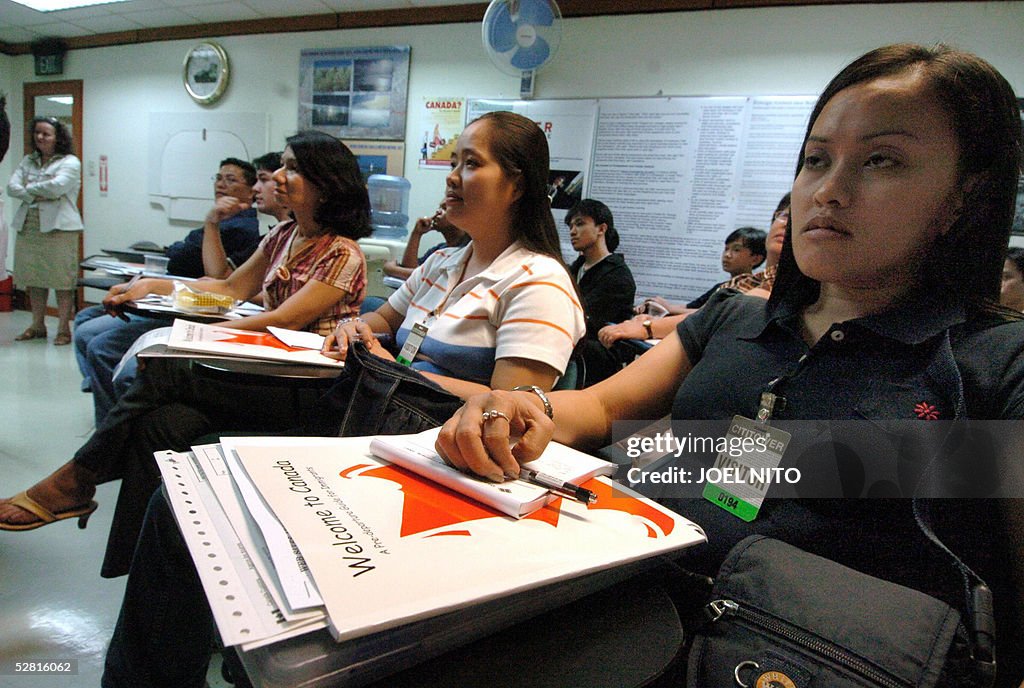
[121,319,343,371]
[155,428,706,677]
[128,295,265,321]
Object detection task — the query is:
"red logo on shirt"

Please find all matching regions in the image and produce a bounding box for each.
[914,402,939,420]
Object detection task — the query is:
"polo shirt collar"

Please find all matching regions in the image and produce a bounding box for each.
[757,286,967,345]
[450,241,528,282]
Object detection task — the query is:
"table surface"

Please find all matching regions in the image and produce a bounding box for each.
[192,357,343,381]
[80,254,194,281]
[122,298,263,323]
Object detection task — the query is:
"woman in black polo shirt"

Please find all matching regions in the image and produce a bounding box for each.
[439,44,1024,684]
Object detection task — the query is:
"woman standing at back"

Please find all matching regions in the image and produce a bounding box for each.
[6,116,84,345]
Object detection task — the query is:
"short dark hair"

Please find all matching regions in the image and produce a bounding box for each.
[30,116,72,156]
[724,227,767,268]
[285,130,372,240]
[565,199,620,252]
[253,152,281,173]
[219,157,257,186]
[771,43,1022,310]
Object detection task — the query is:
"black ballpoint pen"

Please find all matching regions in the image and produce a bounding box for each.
[519,467,597,504]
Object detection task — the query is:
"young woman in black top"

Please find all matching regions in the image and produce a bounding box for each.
[439,44,1024,684]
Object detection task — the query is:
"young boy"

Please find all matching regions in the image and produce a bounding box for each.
[566,199,636,384]
[691,226,767,308]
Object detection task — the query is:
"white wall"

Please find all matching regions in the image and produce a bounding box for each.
[2,1,1023,267]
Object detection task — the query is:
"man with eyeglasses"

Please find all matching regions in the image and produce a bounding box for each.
[71,158,262,426]
[164,157,261,279]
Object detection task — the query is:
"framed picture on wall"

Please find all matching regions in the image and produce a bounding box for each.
[299,46,410,141]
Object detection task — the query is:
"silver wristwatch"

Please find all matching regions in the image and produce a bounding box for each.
[512,384,553,419]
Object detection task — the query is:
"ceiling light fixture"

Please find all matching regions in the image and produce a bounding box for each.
[9,0,133,12]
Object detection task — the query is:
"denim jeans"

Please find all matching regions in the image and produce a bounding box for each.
[72,305,168,423]
[73,305,116,391]
[102,489,214,688]
[75,357,335,577]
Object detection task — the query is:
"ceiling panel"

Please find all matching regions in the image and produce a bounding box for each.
[240,0,336,17]
[67,13,145,31]
[0,2,61,26]
[0,0,489,41]
[112,6,199,27]
[22,20,94,37]
[409,0,476,5]
[157,0,235,7]
[34,5,113,20]
[321,0,412,10]
[105,0,168,11]
[0,25,39,43]
[177,1,261,22]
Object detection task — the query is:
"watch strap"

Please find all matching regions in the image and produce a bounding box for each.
[643,319,654,339]
[512,384,553,419]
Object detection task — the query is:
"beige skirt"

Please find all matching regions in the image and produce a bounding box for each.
[14,207,81,290]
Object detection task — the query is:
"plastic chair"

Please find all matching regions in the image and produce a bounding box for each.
[360,244,394,300]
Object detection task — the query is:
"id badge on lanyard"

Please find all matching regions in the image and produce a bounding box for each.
[396,321,429,367]
[397,261,465,367]
[702,392,790,522]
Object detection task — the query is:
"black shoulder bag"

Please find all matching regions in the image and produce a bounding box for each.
[302,342,464,438]
[686,530,995,688]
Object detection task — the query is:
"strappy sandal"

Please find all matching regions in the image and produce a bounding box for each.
[0,491,99,531]
[54,332,72,346]
[14,327,47,341]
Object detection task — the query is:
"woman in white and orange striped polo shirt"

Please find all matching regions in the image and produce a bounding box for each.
[325,111,587,400]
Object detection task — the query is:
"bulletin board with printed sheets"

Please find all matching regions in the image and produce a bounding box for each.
[468,96,817,304]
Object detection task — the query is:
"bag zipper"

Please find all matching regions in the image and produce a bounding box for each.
[703,599,911,688]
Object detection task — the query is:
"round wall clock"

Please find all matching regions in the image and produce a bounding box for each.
[183,42,229,105]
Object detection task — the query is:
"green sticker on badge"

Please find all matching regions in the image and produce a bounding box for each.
[700,415,792,522]
[702,483,760,522]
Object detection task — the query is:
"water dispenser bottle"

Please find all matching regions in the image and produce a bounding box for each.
[367,174,411,239]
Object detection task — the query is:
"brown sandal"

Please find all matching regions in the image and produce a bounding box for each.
[54,332,72,346]
[14,327,47,341]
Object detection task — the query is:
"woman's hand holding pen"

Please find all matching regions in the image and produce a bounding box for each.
[435,390,554,483]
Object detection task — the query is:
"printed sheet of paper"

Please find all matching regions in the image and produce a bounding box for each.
[155,450,327,649]
[228,435,706,643]
[267,326,325,350]
[191,444,323,623]
[218,440,324,612]
[166,319,343,368]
